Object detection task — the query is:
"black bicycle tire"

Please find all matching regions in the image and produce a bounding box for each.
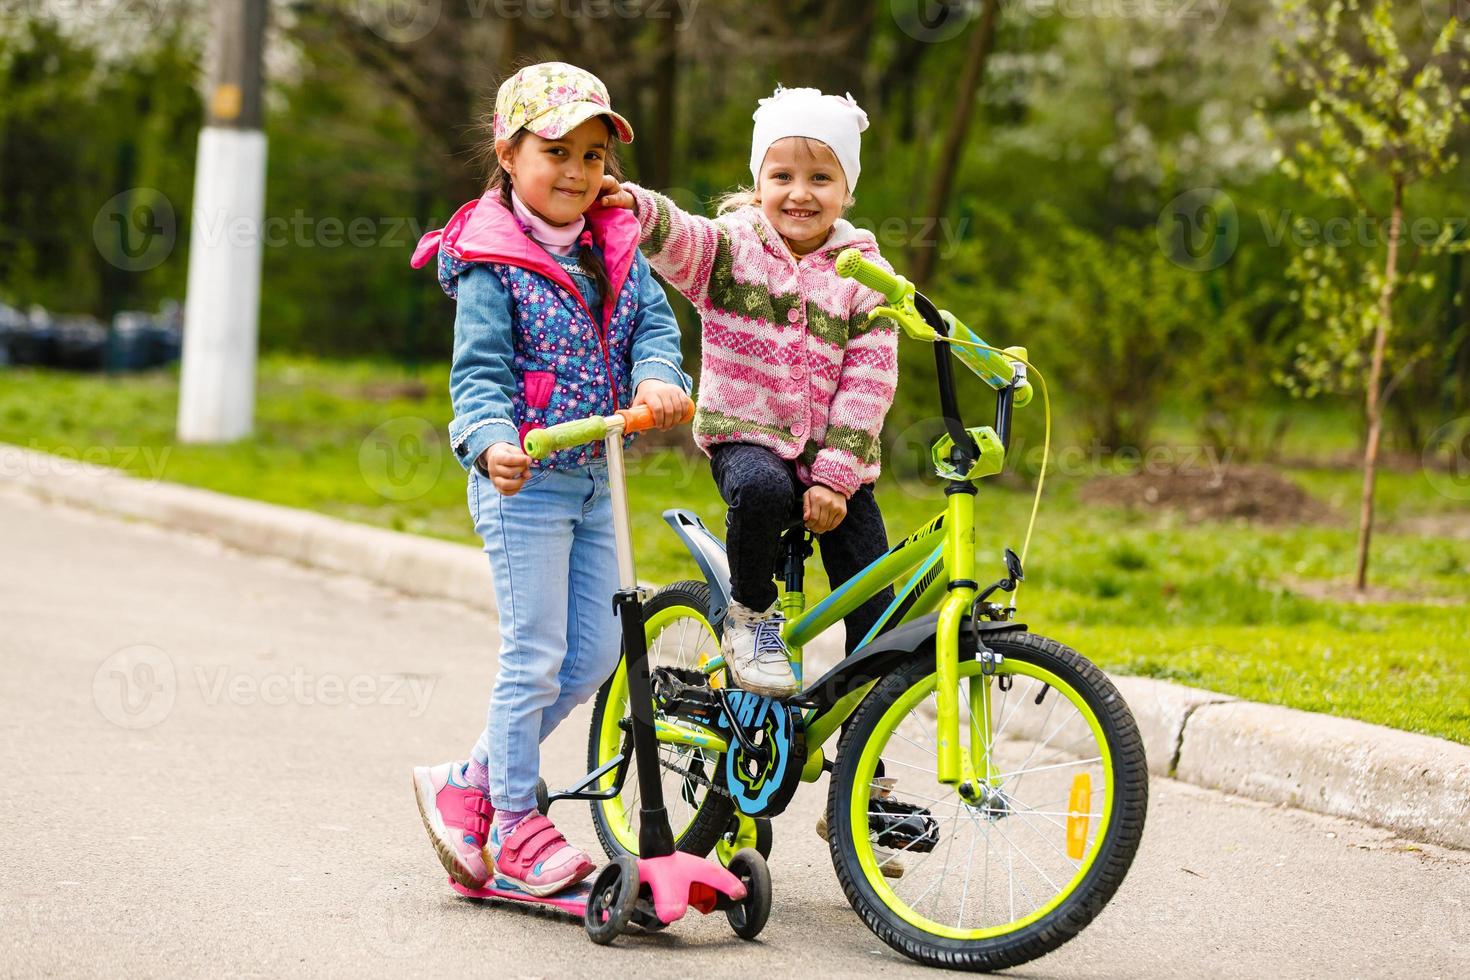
[827,631,1149,971]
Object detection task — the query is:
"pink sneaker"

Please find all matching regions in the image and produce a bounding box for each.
[412,762,493,888]
[487,814,596,897]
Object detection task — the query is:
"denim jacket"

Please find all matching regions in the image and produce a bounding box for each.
[412,193,690,473]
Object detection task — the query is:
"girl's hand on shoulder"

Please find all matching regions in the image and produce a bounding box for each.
[481,441,533,496]
[803,484,848,534]
[632,379,692,430]
[598,174,634,211]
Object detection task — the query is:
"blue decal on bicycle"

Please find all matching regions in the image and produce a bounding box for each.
[716,690,804,817]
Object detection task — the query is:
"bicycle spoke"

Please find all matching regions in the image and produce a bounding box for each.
[988,816,1062,896]
[1008,806,1085,872]
[956,811,979,929]
[875,756,940,776]
[993,756,1102,782]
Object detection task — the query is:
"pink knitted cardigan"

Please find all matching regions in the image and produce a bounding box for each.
[626,184,899,497]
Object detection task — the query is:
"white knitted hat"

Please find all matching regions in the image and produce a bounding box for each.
[748,86,870,191]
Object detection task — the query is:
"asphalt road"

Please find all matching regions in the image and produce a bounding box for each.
[2,487,1467,979]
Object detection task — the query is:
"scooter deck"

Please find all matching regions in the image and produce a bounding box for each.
[450,876,593,916]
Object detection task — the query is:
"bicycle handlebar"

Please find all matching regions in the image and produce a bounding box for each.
[834,248,910,304]
[523,402,695,460]
[835,248,1032,408]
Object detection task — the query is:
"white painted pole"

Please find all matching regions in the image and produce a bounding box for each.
[177,0,267,443]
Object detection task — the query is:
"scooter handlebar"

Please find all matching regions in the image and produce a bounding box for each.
[522,402,695,460]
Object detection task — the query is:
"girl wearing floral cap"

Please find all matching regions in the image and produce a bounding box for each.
[601,87,900,700]
[408,62,692,897]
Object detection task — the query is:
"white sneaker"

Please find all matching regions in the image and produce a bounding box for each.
[816,776,906,878]
[721,600,799,697]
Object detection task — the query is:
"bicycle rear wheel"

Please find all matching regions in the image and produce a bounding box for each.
[827,630,1148,971]
[587,580,733,860]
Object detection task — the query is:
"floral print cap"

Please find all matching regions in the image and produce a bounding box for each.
[493,62,634,144]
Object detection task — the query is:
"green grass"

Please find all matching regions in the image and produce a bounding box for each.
[3,358,1467,743]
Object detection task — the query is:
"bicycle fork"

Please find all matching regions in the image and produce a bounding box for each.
[936,487,996,799]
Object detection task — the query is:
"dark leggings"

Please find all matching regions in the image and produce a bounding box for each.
[709,443,894,656]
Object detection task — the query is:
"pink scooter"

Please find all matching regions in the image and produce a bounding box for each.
[450,405,772,944]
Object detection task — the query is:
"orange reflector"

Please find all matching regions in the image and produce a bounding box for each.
[1065,773,1091,860]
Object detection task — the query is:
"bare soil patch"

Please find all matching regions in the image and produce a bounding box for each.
[1390,513,1470,541]
[1078,465,1337,526]
[1279,575,1466,606]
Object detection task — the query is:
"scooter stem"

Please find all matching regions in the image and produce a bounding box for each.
[602,417,639,591]
[603,421,676,859]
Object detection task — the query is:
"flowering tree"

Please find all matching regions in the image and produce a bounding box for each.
[1273,0,1470,590]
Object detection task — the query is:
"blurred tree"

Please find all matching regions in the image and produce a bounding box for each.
[1273,0,1470,589]
[0,14,200,316]
[1004,210,1220,450]
[910,0,998,286]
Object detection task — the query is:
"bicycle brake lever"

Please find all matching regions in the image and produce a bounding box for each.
[869,303,938,342]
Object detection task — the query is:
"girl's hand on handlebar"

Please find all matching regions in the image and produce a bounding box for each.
[481,441,533,496]
[803,484,847,534]
[598,174,634,210]
[632,379,692,430]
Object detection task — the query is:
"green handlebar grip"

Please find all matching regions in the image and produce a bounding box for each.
[523,415,608,459]
[835,248,908,303]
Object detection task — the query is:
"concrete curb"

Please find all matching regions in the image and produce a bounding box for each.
[6,444,1468,850]
[1,445,496,613]
[1117,678,1470,850]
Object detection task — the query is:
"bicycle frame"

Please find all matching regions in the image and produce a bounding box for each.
[646,250,1034,803]
[656,386,1026,798]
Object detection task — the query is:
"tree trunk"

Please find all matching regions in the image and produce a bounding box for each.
[1355,178,1403,591]
[650,12,678,189]
[910,0,1000,286]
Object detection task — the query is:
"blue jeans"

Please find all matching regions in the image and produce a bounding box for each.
[466,461,621,812]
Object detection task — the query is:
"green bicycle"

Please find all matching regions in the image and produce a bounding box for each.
[562,251,1148,970]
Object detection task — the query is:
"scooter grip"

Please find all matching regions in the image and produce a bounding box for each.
[523,415,609,460]
[617,400,696,435]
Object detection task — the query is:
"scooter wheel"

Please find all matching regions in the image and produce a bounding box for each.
[584,855,640,945]
[724,848,771,941]
[534,778,551,815]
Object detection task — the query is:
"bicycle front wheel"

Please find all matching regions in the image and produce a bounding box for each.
[828,630,1148,971]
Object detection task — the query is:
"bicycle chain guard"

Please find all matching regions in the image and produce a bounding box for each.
[716,690,805,818]
[650,669,804,817]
